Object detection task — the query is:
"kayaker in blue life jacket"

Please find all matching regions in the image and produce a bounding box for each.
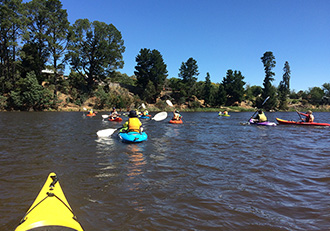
[143,110,149,116]
[253,110,267,122]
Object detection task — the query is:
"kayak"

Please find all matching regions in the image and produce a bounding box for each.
[108,117,122,122]
[86,113,96,117]
[276,118,330,126]
[140,115,151,119]
[169,119,183,124]
[15,172,84,231]
[118,130,148,143]
[249,119,277,126]
[219,114,230,117]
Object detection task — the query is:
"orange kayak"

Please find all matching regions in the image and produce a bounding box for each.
[169,119,183,124]
[108,117,123,122]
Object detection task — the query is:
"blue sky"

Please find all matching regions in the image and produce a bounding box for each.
[60,0,330,91]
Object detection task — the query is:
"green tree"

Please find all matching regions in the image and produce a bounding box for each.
[203,72,212,104]
[23,0,53,82]
[215,83,226,106]
[322,83,330,104]
[134,48,168,103]
[245,84,262,100]
[307,87,324,105]
[222,69,245,105]
[278,61,291,110]
[8,72,55,110]
[259,51,277,110]
[44,0,70,84]
[66,19,125,92]
[178,57,199,97]
[0,0,25,91]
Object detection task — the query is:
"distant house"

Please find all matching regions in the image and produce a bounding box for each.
[41,69,54,74]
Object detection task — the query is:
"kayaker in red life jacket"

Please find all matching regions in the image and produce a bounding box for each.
[172,110,182,121]
[252,110,267,122]
[297,110,314,122]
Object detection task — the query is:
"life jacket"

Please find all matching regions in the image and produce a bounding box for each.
[128,117,141,132]
[258,112,267,122]
[172,113,181,120]
[306,114,314,122]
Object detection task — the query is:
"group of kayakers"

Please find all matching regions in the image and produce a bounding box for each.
[105,106,182,133]
[251,109,314,123]
[91,105,315,128]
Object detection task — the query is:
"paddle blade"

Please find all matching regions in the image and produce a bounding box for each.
[152,112,167,121]
[97,128,117,137]
[166,100,173,107]
[102,115,109,119]
[141,103,146,109]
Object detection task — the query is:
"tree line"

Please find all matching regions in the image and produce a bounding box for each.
[1,0,330,111]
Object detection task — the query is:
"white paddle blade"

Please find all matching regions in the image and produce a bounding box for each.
[141,103,146,109]
[166,100,173,107]
[102,115,109,119]
[152,112,167,121]
[97,128,117,137]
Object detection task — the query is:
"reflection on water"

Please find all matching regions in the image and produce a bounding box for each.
[126,145,146,179]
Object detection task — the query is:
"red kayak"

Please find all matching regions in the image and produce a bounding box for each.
[169,119,183,124]
[108,117,122,122]
[276,118,330,126]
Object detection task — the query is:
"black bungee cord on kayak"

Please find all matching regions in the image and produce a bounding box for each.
[18,174,78,225]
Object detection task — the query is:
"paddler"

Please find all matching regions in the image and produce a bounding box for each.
[88,109,94,115]
[122,110,143,132]
[143,109,149,116]
[172,109,182,121]
[109,107,119,119]
[252,109,267,122]
[297,110,314,122]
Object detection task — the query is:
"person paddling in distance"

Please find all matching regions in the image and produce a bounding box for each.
[88,109,94,115]
[109,107,119,119]
[252,109,267,122]
[143,109,149,116]
[122,110,143,133]
[297,110,314,122]
[172,109,182,121]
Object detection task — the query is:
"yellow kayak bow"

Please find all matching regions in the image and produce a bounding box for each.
[15,172,84,231]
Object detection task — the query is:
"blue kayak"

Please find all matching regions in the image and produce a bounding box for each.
[139,115,151,119]
[118,131,148,143]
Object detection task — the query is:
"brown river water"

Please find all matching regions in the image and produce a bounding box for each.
[1,111,330,230]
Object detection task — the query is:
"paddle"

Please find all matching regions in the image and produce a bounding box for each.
[96,112,168,137]
[82,107,87,116]
[96,128,118,137]
[102,115,109,119]
[249,96,270,121]
[151,111,167,121]
[295,110,304,121]
[166,100,174,107]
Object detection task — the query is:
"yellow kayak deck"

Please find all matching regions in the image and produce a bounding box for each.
[15,172,84,231]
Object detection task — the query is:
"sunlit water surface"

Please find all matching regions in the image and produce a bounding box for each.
[1,111,330,230]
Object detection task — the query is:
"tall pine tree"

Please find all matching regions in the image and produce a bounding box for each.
[278,61,291,110]
[260,51,277,110]
[134,48,168,103]
[178,57,199,97]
